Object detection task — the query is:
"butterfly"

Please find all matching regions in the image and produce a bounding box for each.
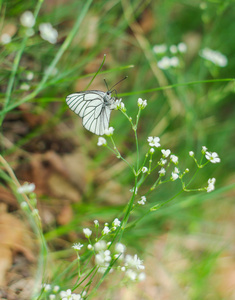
[66,77,127,136]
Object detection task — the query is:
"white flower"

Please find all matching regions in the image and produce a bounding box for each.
[138,272,146,281]
[42,283,51,291]
[206,178,216,192]
[189,151,194,157]
[137,98,147,109]
[72,295,81,300]
[202,146,208,153]
[104,127,114,136]
[170,154,178,164]
[53,285,60,292]
[39,23,58,44]
[87,244,93,250]
[161,149,171,158]
[102,225,111,235]
[149,148,155,154]
[113,218,121,227]
[49,295,55,300]
[158,167,166,176]
[95,250,111,265]
[81,291,87,297]
[170,45,178,54]
[125,254,145,270]
[158,56,180,69]
[205,151,220,163]
[94,219,99,227]
[171,172,179,181]
[178,42,187,53]
[17,182,35,194]
[94,240,107,251]
[130,187,138,195]
[44,66,58,77]
[173,167,179,174]
[121,266,126,271]
[72,243,83,251]
[60,289,72,298]
[126,269,137,281]
[115,243,126,254]
[170,56,180,67]
[26,72,34,81]
[158,56,171,69]
[114,98,125,111]
[199,48,228,67]
[138,196,146,205]
[153,44,167,54]
[83,228,92,238]
[147,136,161,147]
[97,137,107,146]
[142,167,148,173]
[20,11,35,28]
[0,33,11,44]
[97,262,111,274]
[20,83,30,91]
[159,158,167,166]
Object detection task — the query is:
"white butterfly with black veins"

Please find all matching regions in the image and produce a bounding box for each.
[66,78,126,136]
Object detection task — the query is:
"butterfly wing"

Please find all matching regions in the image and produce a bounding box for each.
[66,91,111,136]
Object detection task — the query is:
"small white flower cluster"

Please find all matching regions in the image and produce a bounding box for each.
[153,42,187,70]
[0,33,11,45]
[39,23,58,44]
[20,10,35,37]
[138,196,146,205]
[71,219,146,283]
[104,126,114,136]
[17,182,35,194]
[159,149,179,181]
[20,11,35,28]
[114,98,126,111]
[145,137,180,182]
[206,178,216,193]
[171,167,180,181]
[137,98,147,109]
[60,289,86,300]
[157,56,180,70]
[19,10,58,43]
[153,42,187,54]
[97,137,107,146]
[94,240,146,282]
[189,146,221,165]
[147,136,161,148]
[82,218,122,242]
[41,284,60,299]
[122,254,146,282]
[199,48,227,67]
[188,146,220,192]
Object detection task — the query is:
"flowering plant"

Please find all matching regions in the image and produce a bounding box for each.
[36,97,221,299]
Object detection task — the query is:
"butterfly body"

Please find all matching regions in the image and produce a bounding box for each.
[66,90,116,136]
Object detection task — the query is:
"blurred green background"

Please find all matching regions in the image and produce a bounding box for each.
[1,0,235,299]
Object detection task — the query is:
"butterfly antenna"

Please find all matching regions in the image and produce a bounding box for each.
[110,76,128,92]
[104,79,109,90]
